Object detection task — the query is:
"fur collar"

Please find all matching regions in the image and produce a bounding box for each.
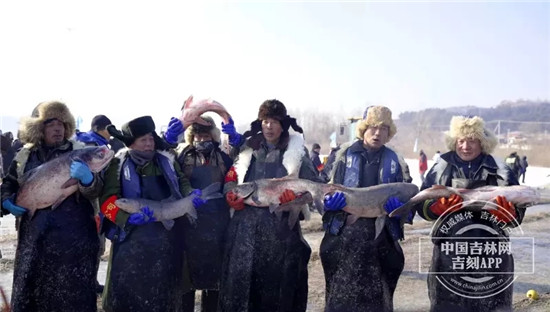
[234,134,305,184]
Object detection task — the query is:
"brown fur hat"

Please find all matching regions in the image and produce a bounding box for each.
[258,99,287,121]
[184,115,221,144]
[355,106,397,141]
[19,101,76,145]
[445,116,498,154]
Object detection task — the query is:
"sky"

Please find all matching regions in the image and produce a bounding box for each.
[0,0,549,134]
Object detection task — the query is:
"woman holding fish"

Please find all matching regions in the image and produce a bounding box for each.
[319,106,413,312]
[220,99,320,311]
[98,115,200,311]
[415,115,525,312]
[0,101,106,311]
[175,116,233,312]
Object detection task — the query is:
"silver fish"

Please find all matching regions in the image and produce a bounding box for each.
[16,146,114,216]
[114,182,223,230]
[389,184,550,218]
[231,178,419,231]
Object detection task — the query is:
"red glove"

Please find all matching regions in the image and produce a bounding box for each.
[226,191,245,211]
[100,195,120,222]
[490,195,516,223]
[279,189,297,204]
[429,194,463,216]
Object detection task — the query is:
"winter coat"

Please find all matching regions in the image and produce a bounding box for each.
[320,140,411,312]
[415,151,525,312]
[0,140,101,312]
[218,134,319,312]
[99,149,192,312]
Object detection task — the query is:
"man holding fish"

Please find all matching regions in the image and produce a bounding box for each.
[320,105,413,312]
[219,99,320,311]
[99,115,202,311]
[1,101,107,311]
[414,115,525,312]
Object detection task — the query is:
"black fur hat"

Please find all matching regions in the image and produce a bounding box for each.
[107,116,168,149]
[244,99,303,142]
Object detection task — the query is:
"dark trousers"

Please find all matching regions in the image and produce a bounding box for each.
[182,290,219,312]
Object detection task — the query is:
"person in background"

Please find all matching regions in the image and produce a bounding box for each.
[419,149,428,183]
[175,115,233,312]
[1,131,15,178]
[505,151,521,179]
[320,142,341,183]
[1,101,102,311]
[415,115,525,312]
[220,99,319,311]
[310,143,323,173]
[320,105,412,312]
[519,155,528,184]
[99,115,199,311]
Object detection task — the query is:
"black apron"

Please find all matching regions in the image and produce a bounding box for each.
[181,164,230,290]
[11,195,99,312]
[103,175,184,312]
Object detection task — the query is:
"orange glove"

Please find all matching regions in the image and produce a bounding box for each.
[279,189,297,204]
[429,194,463,216]
[490,195,516,223]
[226,191,245,211]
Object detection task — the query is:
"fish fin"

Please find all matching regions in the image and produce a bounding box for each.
[61,178,79,189]
[301,204,311,221]
[288,209,300,230]
[51,195,67,210]
[269,203,278,213]
[314,198,324,215]
[345,214,360,226]
[161,220,175,230]
[201,182,223,201]
[181,95,193,110]
[374,215,386,240]
[389,202,413,218]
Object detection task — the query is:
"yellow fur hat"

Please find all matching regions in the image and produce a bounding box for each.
[444,116,498,154]
[355,106,397,141]
[184,115,221,144]
[19,101,76,145]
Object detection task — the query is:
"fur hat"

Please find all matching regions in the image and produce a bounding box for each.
[355,106,397,141]
[107,115,167,149]
[91,115,112,132]
[184,115,221,144]
[444,116,498,154]
[258,99,287,121]
[19,101,76,145]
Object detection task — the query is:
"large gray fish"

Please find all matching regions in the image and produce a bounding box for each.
[114,182,223,230]
[16,146,114,216]
[389,184,550,218]
[230,178,420,229]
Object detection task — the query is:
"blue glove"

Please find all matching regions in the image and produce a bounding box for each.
[324,192,347,211]
[70,160,93,186]
[2,198,28,217]
[190,189,206,208]
[127,206,156,225]
[384,196,414,223]
[221,118,242,147]
[165,117,184,144]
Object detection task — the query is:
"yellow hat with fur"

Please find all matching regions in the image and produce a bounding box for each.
[445,115,498,154]
[355,106,397,141]
[19,101,76,145]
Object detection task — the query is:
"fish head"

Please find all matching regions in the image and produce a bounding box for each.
[231,182,257,200]
[114,198,141,212]
[74,146,115,172]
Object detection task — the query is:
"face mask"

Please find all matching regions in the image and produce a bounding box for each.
[194,141,215,153]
